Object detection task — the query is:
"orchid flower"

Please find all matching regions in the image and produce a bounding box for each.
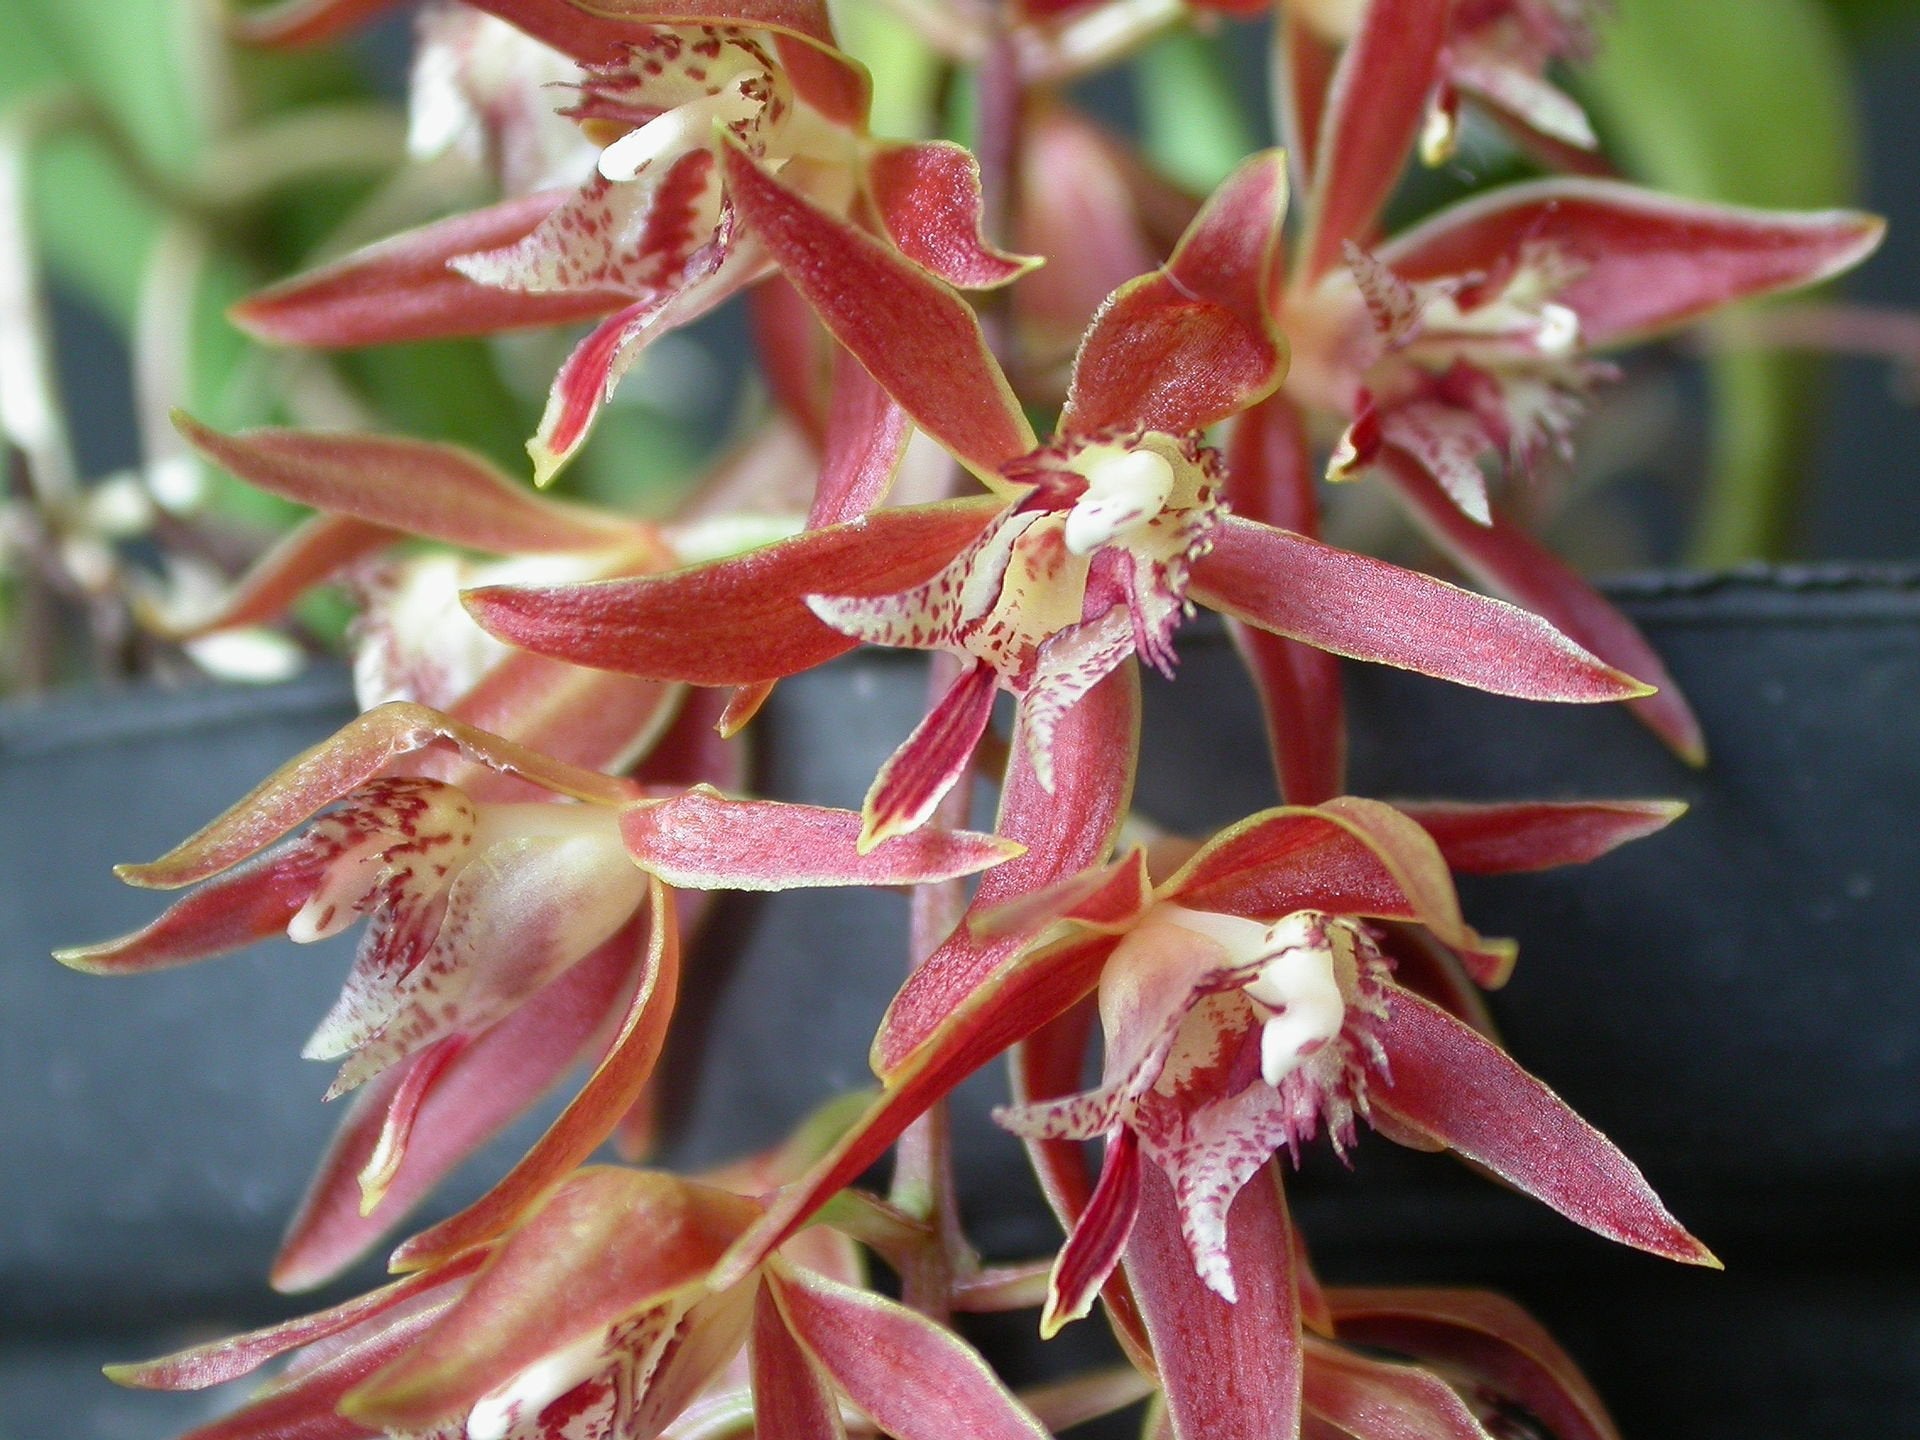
[59,702,1018,1288]
[231,0,1032,483]
[110,1161,1051,1440]
[1261,0,1884,760]
[468,146,1653,849]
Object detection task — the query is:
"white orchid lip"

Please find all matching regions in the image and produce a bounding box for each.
[1153,904,1348,1088]
[1063,446,1177,555]
[597,82,759,181]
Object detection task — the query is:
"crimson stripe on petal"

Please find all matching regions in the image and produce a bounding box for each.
[1040,1126,1142,1337]
[1372,986,1718,1266]
[859,659,1000,850]
[753,1282,847,1440]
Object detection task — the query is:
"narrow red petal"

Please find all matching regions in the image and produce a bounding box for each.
[1225,396,1345,804]
[811,343,911,528]
[1191,515,1652,704]
[874,664,1140,1073]
[1328,1287,1622,1440]
[147,515,393,640]
[1299,0,1450,281]
[1380,450,1705,760]
[1274,14,1336,200]
[719,141,1036,479]
[1398,799,1686,875]
[869,142,1041,290]
[750,275,831,445]
[1301,1339,1494,1440]
[1040,1126,1143,1337]
[109,1255,481,1390]
[230,193,626,347]
[1372,986,1719,1266]
[859,660,1001,850]
[1379,179,1885,347]
[621,783,1021,887]
[771,1270,1051,1440]
[465,499,1000,685]
[55,845,317,974]
[173,414,651,554]
[1124,1165,1304,1440]
[1066,150,1290,435]
[752,1283,847,1440]
[390,886,680,1272]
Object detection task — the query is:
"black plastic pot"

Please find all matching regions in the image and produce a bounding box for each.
[6,569,1918,1439]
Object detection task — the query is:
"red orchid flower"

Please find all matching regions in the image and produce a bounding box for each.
[1262,0,1884,761]
[467,145,1651,848]
[230,0,1032,482]
[58,702,1018,1288]
[111,1164,1051,1440]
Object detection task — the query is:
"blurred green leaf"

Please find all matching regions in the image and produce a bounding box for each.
[339,339,542,475]
[1133,28,1257,194]
[1582,0,1861,563]
[831,0,942,139]
[1815,0,1920,40]
[27,129,164,322]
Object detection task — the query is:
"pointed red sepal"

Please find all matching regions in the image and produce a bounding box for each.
[718,140,1036,481]
[117,704,632,892]
[858,660,1000,851]
[55,845,319,974]
[349,1169,762,1433]
[271,932,642,1291]
[752,1281,847,1440]
[868,142,1042,290]
[389,886,680,1273]
[1191,515,1653,704]
[464,498,1001,684]
[173,413,655,555]
[620,783,1021,888]
[709,930,1121,1294]
[1225,396,1345,805]
[1381,179,1885,348]
[1380,450,1705,761]
[1398,799,1686,875]
[1124,1165,1304,1440]
[1372,986,1720,1266]
[771,1269,1052,1440]
[1066,150,1291,437]
[1040,1125,1143,1338]
[1299,0,1451,282]
[874,664,1141,1073]
[230,193,629,347]
[141,515,391,641]
[1300,1338,1494,1440]
[1329,1288,1622,1440]
[107,1251,484,1390]
[812,343,911,528]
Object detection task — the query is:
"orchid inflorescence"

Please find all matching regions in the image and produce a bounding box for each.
[58,2,1884,1438]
